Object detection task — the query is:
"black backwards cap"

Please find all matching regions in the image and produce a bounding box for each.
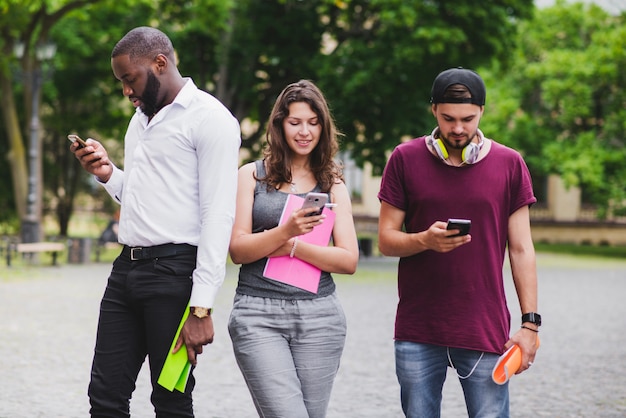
[430,67,486,106]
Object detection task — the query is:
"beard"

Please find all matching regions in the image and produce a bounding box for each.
[139,70,161,117]
[440,130,477,150]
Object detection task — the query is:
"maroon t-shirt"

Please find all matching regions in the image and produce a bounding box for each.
[378,136,536,354]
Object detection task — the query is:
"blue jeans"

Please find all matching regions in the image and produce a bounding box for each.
[395,341,509,418]
[228,293,347,418]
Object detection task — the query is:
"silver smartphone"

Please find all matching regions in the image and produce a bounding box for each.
[67,134,88,149]
[302,192,328,217]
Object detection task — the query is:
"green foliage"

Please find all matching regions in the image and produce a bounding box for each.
[158,0,233,91]
[40,0,157,235]
[151,0,532,170]
[482,0,626,217]
[217,0,328,153]
[4,0,625,236]
[317,0,533,173]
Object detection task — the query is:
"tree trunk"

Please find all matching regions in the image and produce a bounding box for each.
[0,68,29,220]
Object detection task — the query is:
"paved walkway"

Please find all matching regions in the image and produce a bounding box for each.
[1,253,626,417]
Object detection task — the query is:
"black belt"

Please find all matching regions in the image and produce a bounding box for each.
[123,243,197,261]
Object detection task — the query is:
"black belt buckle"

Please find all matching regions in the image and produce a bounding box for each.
[130,247,143,261]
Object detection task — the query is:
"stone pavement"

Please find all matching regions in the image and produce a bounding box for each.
[1,253,626,417]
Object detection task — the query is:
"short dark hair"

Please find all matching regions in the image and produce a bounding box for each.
[111,26,175,62]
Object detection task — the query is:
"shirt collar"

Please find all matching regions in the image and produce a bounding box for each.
[134,77,197,120]
[172,78,197,109]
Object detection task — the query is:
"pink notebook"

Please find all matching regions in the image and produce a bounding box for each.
[263,194,336,293]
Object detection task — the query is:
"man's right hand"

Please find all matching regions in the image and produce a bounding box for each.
[424,221,472,253]
[70,138,113,183]
[175,315,215,366]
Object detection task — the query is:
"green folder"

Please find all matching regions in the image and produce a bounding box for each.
[158,306,191,392]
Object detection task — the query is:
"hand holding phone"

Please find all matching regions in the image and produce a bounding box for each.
[67,134,88,149]
[301,192,328,217]
[446,218,471,237]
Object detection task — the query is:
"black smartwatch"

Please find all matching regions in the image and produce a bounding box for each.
[521,312,542,327]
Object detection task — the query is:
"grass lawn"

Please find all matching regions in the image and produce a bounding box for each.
[534,242,626,259]
[3,241,625,282]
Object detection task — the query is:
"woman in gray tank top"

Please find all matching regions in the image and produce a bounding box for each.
[228,80,359,418]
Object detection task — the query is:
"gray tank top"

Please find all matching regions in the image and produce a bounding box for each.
[235,160,335,299]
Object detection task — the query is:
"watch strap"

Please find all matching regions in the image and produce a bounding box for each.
[521,312,541,327]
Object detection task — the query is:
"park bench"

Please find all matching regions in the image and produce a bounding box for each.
[5,241,66,267]
[95,241,121,262]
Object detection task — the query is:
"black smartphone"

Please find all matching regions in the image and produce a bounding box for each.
[302,192,328,217]
[446,218,471,237]
[67,134,88,149]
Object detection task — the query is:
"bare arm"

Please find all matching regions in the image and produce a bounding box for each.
[229,163,288,264]
[377,201,471,257]
[505,205,540,374]
[229,163,331,265]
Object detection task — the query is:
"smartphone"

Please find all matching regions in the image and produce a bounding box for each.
[67,134,88,149]
[302,192,328,217]
[446,218,471,237]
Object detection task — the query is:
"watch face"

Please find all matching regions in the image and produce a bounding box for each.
[192,307,209,318]
[522,312,541,326]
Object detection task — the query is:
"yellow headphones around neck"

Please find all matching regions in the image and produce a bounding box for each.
[427,127,485,165]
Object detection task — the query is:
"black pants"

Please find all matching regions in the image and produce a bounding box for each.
[88,247,196,417]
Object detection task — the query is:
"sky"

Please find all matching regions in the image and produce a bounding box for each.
[535,0,626,14]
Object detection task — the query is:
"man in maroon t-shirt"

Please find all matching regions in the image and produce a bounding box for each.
[378,68,540,418]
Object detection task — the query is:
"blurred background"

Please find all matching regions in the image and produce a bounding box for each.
[1,0,625,264]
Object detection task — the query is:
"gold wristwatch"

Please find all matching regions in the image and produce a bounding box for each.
[190,306,211,319]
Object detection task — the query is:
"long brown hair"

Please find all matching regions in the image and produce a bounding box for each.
[260,80,343,193]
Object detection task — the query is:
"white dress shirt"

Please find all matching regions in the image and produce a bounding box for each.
[100,78,241,308]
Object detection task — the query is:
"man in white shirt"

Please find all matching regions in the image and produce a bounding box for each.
[72,26,240,417]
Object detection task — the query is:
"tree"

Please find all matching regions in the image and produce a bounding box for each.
[161,0,534,172]
[0,0,104,236]
[1,0,537,237]
[480,0,626,217]
[0,0,165,236]
[193,0,328,153]
[317,0,534,173]
[45,0,156,235]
